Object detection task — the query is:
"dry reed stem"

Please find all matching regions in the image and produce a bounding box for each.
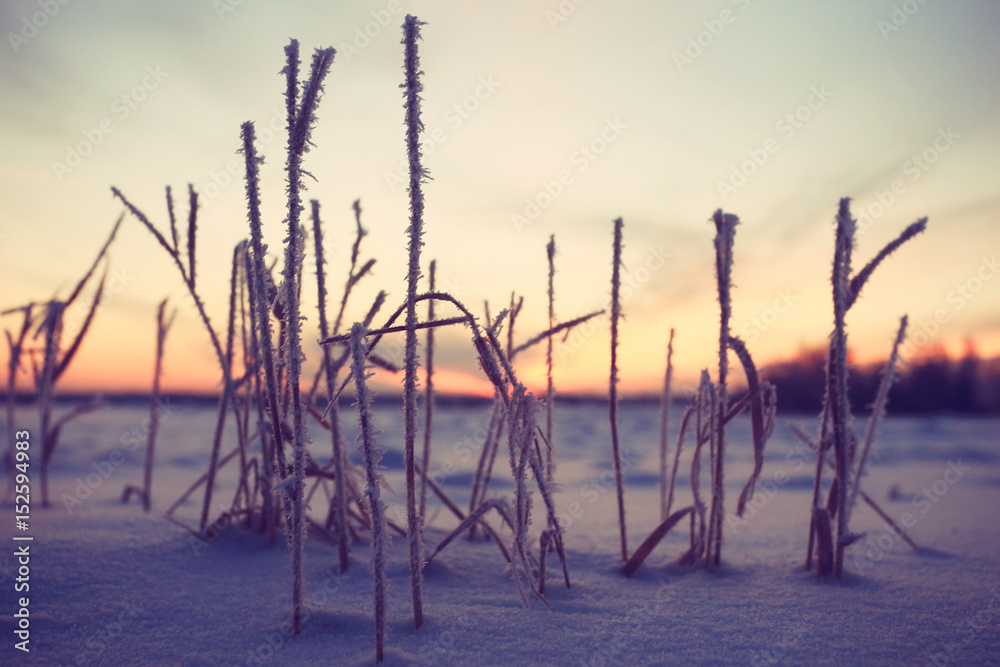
[509,309,605,358]
[282,41,336,635]
[545,235,556,483]
[232,246,253,518]
[323,292,473,406]
[798,416,826,572]
[424,498,515,566]
[240,122,289,481]
[200,390,232,529]
[829,198,854,578]
[187,185,198,290]
[609,216,628,562]
[414,460,512,563]
[794,366,920,562]
[328,280,560,604]
[112,189,229,384]
[200,244,242,529]
[241,121,290,552]
[476,404,506,523]
[35,214,118,506]
[506,388,533,557]
[320,317,465,344]
[467,398,504,539]
[522,424,570,589]
[805,397,832,571]
[728,335,776,517]
[709,210,738,567]
[506,292,521,357]
[848,315,907,522]
[53,268,107,383]
[311,200,350,573]
[242,247,278,543]
[3,305,33,498]
[666,405,695,520]
[402,13,427,630]
[621,507,695,577]
[332,201,374,341]
[847,220,928,310]
[659,328,675,522]
[859,490,919,551]
[143,300,174,511]
[306,198,375,406]
[349,323,387,664]
[415,292,555,606]
[806,201,926,575]
[813,507,835,577]
[166,185,179,252]
[420,259,436,523]
[165,445,243,520]
[692,370,714,565]
[62,213,123,311]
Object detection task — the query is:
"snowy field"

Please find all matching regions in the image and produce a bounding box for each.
[3,401,999,665]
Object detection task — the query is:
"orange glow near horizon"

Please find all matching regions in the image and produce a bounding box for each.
[12,324,997,399]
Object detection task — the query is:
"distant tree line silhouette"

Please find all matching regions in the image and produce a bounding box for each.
[763,340,1000,414]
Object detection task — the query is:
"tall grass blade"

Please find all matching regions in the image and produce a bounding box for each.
[349,323,388,664]
[621,507,695,578]
[659,328,675,522]
[708,210,738,567]
[545,235,556,483]
[609,216,627,562]
[847,316,907,522]
[401,13,428,629]
[420,259,436,523]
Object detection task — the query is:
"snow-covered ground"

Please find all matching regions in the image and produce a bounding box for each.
[3,402,999,665]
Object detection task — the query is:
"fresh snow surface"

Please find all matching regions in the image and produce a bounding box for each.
[2,403,999,665]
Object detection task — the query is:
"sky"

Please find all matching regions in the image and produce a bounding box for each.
[1,0,999,397]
